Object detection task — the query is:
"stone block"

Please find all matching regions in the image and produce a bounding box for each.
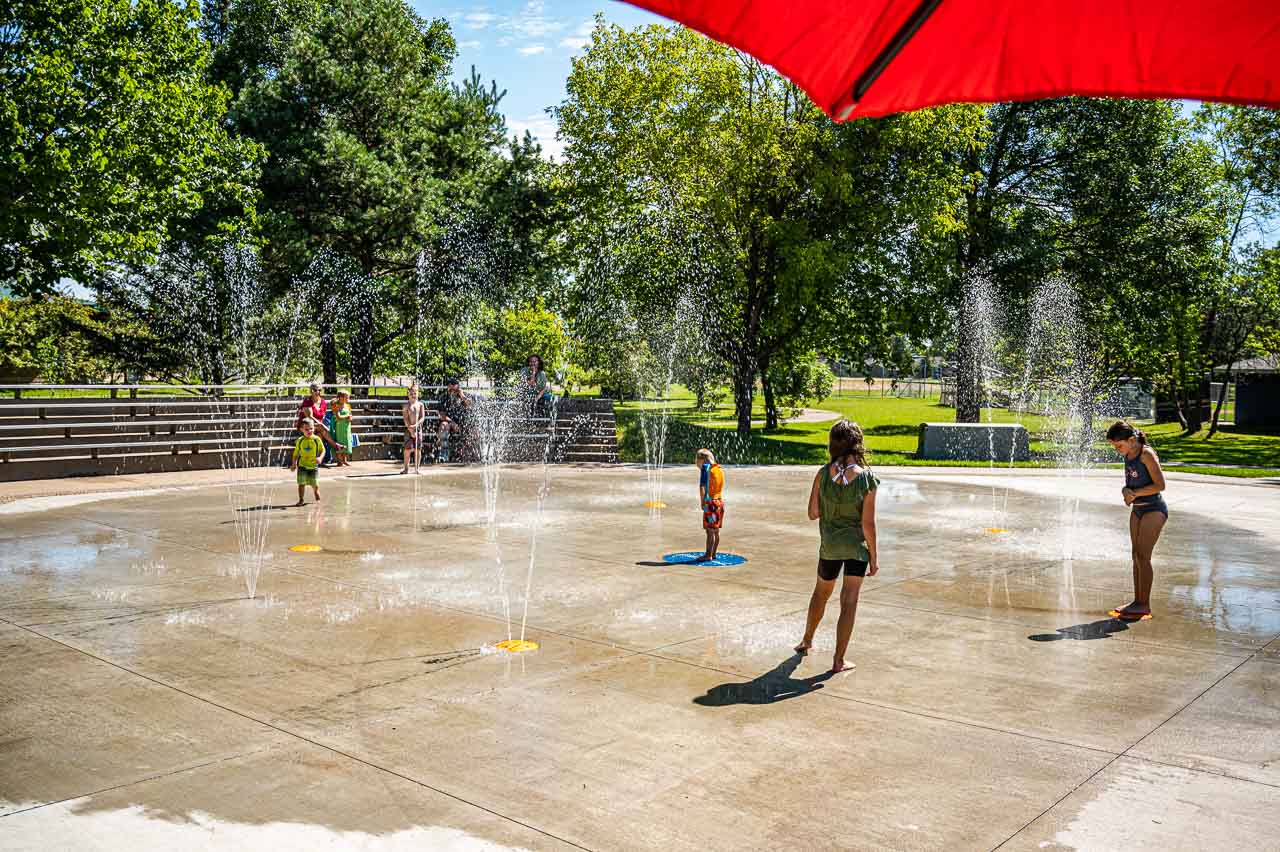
[916,422,1030,461]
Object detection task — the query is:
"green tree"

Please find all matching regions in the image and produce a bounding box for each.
[0,295,113,381]
[201,0,321,97]
[941,99,1225,427]
[1192,105,1280,435]
[765,352,835,420]
[233,0,552,386]
[1,0,257,293]
[481,300,569,383]
[556,22,982,435]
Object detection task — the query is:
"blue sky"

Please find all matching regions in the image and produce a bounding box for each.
[416,1,668,159]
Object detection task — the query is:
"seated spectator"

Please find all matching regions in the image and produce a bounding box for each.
[435,378,472,461]
[519,354,552,418]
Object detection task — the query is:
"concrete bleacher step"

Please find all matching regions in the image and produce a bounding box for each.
[0,394,620,479]
[563,451,619,463]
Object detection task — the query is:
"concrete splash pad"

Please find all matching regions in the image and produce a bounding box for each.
[1,464,1278,849]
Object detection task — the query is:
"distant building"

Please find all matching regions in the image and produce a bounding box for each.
[1223,356,1280,429]
[1112,380,1154,421]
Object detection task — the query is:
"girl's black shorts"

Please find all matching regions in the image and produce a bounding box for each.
[818,558,868,581]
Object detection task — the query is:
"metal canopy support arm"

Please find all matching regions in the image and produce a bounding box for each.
[852,0,947,102]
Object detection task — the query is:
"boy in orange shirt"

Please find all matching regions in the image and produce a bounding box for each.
[694,448,725,562]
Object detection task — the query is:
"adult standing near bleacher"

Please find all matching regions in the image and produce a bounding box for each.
[519,354,552,418]
[435,378,472,462]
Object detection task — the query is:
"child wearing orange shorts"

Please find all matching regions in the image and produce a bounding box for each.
[694,449,725,562]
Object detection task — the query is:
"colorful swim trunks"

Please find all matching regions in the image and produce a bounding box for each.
[404,432,418,451]
[296,467,318,486]
[702,498,725,530]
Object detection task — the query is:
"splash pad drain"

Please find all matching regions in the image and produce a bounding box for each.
[643,500,668,509]
[984,528,1012,535]
[289,544,324,553]
[494,639,540,653]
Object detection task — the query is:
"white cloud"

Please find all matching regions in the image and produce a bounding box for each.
[457,40,482,50]
[505,0,565,39]
[458,3,580,53]
[462,10,497,29]
[508,113,563,161]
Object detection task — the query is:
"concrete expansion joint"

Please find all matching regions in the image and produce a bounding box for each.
[2,620,592,850]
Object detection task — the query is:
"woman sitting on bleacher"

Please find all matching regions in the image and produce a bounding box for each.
[296,383,341,463]
[519,355,552,418]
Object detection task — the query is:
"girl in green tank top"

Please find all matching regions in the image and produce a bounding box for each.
[796,420,879,673]
[817,462,877,562]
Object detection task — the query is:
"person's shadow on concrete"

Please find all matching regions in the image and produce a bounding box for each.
[1028,618,1131,642]
[693,653,832,706]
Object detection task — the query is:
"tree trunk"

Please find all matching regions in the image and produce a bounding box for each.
[348,292,376,393]
[1076,386,1097,460]
[208,352,227,388]
[1189,380,1206,434]
[1207,369,1232,438]
[1178,383,1202,434]
[321,330,338,387]
[731,359,756,437]
[954,303,982,423]
[761,356,779,430]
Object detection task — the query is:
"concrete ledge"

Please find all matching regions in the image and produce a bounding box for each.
[917,422,1030,461]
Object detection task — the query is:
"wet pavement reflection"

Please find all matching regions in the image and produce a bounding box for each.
[1,465,1278,849]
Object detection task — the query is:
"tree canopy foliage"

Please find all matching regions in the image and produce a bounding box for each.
[1,0,260,295]
[1,2,1276,445]
[556,22,985,434]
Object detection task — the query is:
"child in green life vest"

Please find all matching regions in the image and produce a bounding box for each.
[795,419,879,673]
[291,418,326,506]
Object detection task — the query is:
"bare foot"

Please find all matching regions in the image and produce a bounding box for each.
[399,468,409,475]
[831,659,855,673]
[293,500,305,507]
[691,554,711,563]
[794,641,811,654]
[1113,601,1151,620]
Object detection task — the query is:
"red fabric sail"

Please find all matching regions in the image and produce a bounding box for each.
[622,0,1280,120]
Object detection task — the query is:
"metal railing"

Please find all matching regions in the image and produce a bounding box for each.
[0,381,479,400]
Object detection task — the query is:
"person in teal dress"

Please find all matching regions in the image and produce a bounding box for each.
[331,390,353,466]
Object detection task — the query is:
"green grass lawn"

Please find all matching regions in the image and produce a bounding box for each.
[614,387,1280,477]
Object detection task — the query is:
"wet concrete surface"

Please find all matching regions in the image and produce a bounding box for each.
[1,464,1278,850]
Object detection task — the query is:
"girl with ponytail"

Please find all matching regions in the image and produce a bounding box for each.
[795,419,879,672]
[1106,420,1167,620]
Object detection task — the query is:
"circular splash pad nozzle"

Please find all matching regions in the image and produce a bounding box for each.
[289,544,324,553]
[984,527,1012,535]
[662,552,747,567]
[494,639,539,653]
[643,500,668,509]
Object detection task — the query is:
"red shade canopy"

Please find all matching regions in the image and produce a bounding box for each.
[621,0,1280,120]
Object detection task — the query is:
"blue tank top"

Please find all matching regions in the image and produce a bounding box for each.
[1124,451,1163,506]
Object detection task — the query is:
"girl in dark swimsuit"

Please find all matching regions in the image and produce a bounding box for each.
[1106,421,1167,620]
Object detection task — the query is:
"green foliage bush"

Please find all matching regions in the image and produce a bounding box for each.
[482,301,569,382]
[0,297,111,382]
[768,354,836,416]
